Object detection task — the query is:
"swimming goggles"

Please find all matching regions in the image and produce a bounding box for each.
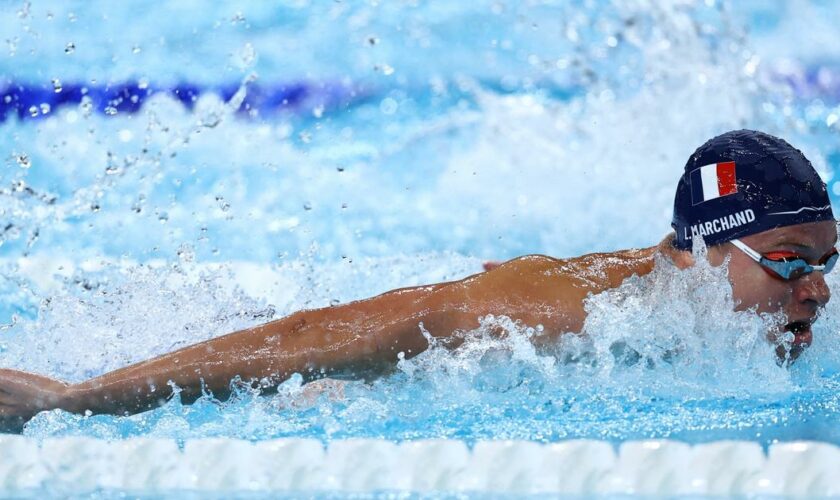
[730,238,839,281]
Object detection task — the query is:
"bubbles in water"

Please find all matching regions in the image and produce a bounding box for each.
[16,1,30,19]
[579,251,788,392]
[64,42,75,54]
[379,97,397,114]
[235,42,257,69]
[79,95,93,116]
[51,78,62,93]
[375,63,395,75]
[15,153,31,169]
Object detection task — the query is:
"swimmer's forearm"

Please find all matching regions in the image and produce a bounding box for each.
[61,285,458,416]
[59,312,359,415]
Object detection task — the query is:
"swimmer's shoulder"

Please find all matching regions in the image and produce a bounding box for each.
[486,247,658,288]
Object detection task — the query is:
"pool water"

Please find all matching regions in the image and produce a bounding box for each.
[2,0,840,462]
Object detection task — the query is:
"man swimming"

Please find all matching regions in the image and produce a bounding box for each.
[0,129,835,429]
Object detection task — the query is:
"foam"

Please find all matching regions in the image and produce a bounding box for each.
[0,436,838,495]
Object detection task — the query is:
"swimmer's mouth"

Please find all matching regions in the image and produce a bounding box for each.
[784,319,814,348]
[774,319,815,363]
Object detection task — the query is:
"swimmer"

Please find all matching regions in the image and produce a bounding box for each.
[0,129,835,430]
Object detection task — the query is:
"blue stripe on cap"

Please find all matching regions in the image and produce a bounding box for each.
[689,168,704,205]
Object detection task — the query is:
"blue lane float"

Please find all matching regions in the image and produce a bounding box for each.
[0,80,369,122]
[2,65,840,123]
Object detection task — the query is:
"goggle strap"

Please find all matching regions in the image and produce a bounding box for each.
[730,239,762,263]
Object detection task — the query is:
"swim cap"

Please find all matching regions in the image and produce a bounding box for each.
[672,129,834,250]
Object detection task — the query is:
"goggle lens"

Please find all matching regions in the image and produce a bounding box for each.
[759,249,839,280]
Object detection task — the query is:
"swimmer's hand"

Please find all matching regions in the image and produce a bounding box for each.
[0,368,70,431]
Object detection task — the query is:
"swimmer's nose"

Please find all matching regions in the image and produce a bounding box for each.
[796,270,831,309]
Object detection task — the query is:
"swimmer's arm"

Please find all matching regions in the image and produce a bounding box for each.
[0,255,588,421]
[55,282,464,416]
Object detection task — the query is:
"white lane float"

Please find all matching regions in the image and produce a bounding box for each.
[1,436,839,495]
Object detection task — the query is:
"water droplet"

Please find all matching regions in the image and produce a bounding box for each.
[312,105,324,118]
[39,103,50,114]
[216,196,231,212]
[0,314,18,331]
[299,131,312,143]
[379,63,395,76]
[17,2,30,19]
[3,95,10,104]
[15,154,30,169]
[104,105,118,115]
[27,106,38,117]
[177,244,195,262]
[341,202,348,209]
[336,166,345,172]
[330,299,340,306]
[379,97,397,115]
[303,202,313,211]
[131,45,141,54]
[367,36,379,46]
[90,203,100,212]
[64,42,75,54]
[158,212,169,223]
[52,78,62,93]
[238,42,257,68]
[80,96,93,116]
[138,79,149,90]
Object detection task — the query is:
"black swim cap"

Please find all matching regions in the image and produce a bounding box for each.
[672,129,834,250]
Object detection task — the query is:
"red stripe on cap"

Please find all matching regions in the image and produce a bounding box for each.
[716,161,737,196]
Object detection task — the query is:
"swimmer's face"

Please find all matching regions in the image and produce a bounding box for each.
[707,220,837,361]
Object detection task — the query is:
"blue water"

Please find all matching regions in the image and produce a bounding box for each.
[2,0,840,449]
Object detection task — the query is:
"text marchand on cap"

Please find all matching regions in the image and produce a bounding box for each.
[682,209,755,242]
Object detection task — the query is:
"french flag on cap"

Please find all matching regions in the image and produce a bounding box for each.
[689,161,737,205]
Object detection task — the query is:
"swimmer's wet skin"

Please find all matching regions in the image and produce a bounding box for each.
[0,129,835,431]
